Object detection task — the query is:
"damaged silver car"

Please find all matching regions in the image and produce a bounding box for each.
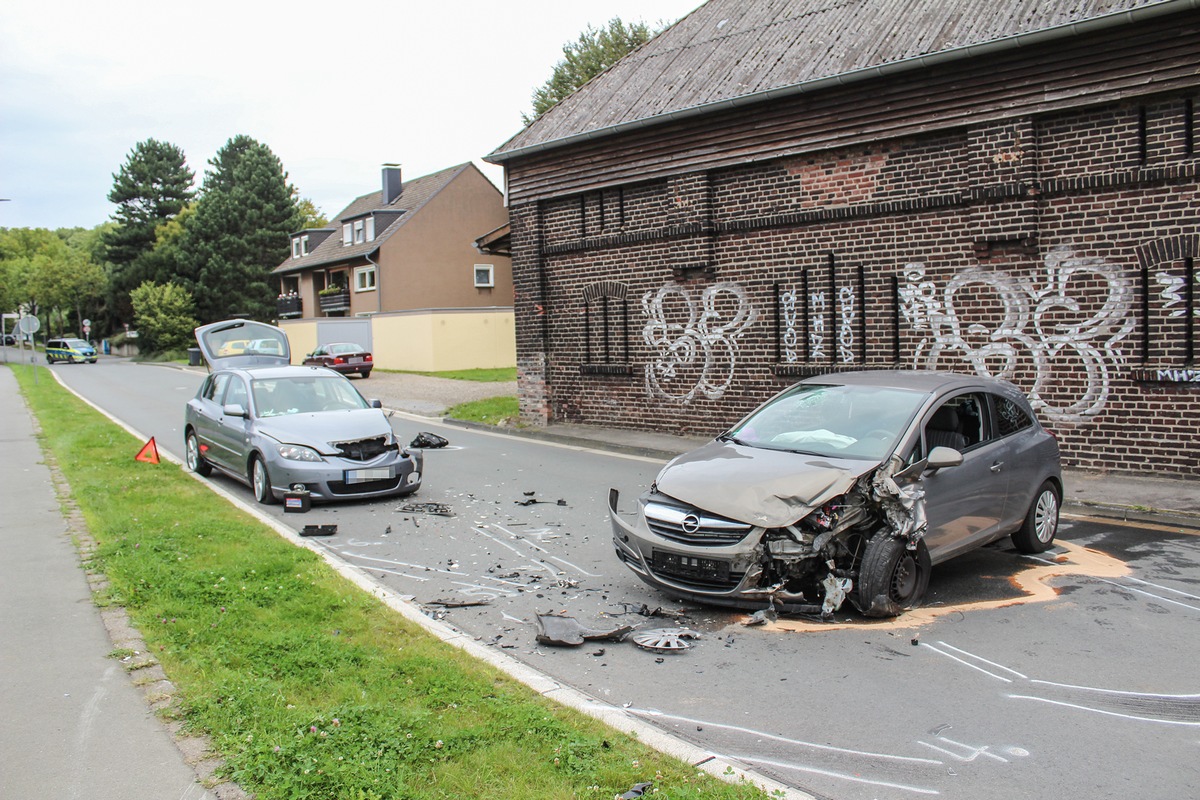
[609,371,1062,618]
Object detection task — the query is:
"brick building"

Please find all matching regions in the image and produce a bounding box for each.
[486,0,1200,477]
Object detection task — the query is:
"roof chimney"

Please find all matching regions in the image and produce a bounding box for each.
[382,163,402,205]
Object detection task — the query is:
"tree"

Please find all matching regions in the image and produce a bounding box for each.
[130,281,198,353]
[177,135,302,322]
[297,198,328,229]
[102,139,195,328]
[524,17,660,125]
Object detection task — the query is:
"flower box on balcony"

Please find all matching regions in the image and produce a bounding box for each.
[277,295,303,318]
[319,290,350,313]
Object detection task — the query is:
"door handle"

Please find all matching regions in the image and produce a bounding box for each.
[990,461,1004,473]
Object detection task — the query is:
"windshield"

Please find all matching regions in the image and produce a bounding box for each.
[252,375,369,417]
[726,383,927,460]
[65,339,91,348]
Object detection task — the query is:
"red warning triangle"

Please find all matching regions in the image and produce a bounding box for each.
[135,437,160,464]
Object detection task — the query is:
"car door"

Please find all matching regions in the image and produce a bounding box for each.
[191,373,230,467]
[209,374,253,473]
[919,392,1012,563]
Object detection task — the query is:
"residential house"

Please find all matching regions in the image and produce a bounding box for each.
[272,163,514,371]
[485,0,1200,478]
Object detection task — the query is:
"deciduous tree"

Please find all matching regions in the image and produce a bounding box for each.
[130,281,198,353]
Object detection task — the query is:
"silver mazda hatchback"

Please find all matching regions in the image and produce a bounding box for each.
[610,371,1062,618]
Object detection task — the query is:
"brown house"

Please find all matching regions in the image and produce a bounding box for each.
[486,0,1200,478]
[272,163,514,371]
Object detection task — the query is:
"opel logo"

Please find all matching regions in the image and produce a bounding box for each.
[681,514,702,534]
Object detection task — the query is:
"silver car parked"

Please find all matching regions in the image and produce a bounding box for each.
[609,371,1062,618]
[184,319,421,504]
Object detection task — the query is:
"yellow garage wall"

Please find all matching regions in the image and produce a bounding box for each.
[279,309,515,372]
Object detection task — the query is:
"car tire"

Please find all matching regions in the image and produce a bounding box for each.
[250,455,276,504]
[854,534,931,618]
[185,430,212,477]
[360,370,370,379]
[1011,480,1060,554]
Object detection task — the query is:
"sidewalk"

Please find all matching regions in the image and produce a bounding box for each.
[0,367,217,800]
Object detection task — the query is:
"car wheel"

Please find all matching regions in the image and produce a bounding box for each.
[250,456,276,504]
[360,370,370,379]
[1011,480,1060,554]
[185,431,212,477]
[854,534,931,618]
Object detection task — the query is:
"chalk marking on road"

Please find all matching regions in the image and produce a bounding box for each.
[920,643,1014,683]
[470,527,560,577]
[917,737,1010,763]
[626,708,941,764]
[448,582,518,598]
[547,555,601,577]
[334,550,470,578]
[1122,575,1200,602]
[1007,695,1200,726]
[730,755,940,795]
[934,642,1028,680]
[1092,576,1200,612]
[362,566,430,582]
[1029,679,1200,700]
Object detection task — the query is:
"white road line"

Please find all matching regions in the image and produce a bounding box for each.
[935,641,1028,680]
[1029,679,1200,699]
[921,643,1014,683]
[1008,695,1200,726]
[733,754,940,795]
[1094,577,1200,612]
[1122,575,1200,602]
[626,708,941,764]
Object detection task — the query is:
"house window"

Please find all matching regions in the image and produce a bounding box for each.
[354,220,365,244]
[473,264,494,288]
[354,265,377,292]
[581,281,632,375]
[365,217,375,241]
[300,234,309,255]
[292,238,302,258]
[342,223,352,245]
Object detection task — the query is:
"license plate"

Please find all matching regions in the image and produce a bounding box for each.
[348,356,362,363]
[345,467,393,483]
[652,550,730,582]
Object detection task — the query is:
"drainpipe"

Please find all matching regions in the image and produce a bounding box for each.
[365,250,382,315]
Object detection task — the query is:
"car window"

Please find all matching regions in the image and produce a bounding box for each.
[994,394,1033,436]
[252,375,368,417]
[922,392,991,456]
[330,343,359,355]
[204,374,231,402]
[66,339,90,348]
[729,383,926,460]
[310,346,327,357]
[224,377,249,409]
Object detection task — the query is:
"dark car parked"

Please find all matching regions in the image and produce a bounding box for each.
[610,371,1062,618]
[303,343,373,378]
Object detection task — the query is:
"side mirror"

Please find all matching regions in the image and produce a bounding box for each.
[927,446,963,470]
[223,403,248,418]
[369,399,382,409]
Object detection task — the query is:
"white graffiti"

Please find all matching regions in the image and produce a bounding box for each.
[643,282,757,402]
[1156,271,1199,318]
[900,247,1135,424]
[781,288,801,362]
[809,290,827,361]
[838,285,857,364]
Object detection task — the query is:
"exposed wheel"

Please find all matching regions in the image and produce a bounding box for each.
[854,534,931,618]
[185,430,212,476]
[1011,480,1060,554]
[360,370,370,379]
[250,456,276,504]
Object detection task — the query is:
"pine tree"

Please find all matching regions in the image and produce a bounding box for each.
[179,135,302,323]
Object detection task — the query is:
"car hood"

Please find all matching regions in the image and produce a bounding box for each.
[654,439,880,527]
[255,410,393,453]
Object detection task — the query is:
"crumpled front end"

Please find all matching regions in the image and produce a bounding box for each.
[609,455,930,616]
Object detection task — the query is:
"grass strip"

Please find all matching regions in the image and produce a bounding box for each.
[446,396,519,427]
[12,364,768,800]
[377,367,517,382]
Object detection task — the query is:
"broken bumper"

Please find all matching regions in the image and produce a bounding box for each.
[609,488,774,609]
[267,449,423,501]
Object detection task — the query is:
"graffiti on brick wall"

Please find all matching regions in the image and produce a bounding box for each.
[809,290,827,361]
[781,288,801,362]
[1156,271,1199,318]
[838,286,857,363]
[899,247,1135,424]
[643,282,757,402]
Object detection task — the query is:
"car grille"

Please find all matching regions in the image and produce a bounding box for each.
[648,550,746,591]
[327,476,403,495]
[644,501,753,546]
[333,437,395,462]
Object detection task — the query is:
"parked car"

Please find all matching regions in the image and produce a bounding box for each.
[2,333,15,346]
[609,370,1062,618]
[303,342,373,378]
[184,319,421,504]
[46,337,98,363]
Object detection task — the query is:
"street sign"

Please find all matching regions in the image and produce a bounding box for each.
[17,315,39,335]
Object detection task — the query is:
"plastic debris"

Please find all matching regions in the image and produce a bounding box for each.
[620,782,654,799]
[397,502,454,516]
[743,607,778,626]
[630,628,701,653]
[299,524,337,537]
[409,432,449,449]
[534,614,633,647]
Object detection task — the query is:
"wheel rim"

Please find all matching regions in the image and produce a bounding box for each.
[253,459,268,500]
[890,552,919,602]
[1034,490,1059,543]
[186,435,198,470]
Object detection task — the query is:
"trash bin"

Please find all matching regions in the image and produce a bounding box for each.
[187,347,203,367]
[102,339,111,355]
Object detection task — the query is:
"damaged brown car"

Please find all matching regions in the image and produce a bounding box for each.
[609,371,1062,618]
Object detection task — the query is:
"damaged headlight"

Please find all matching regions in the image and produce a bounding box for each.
[277,444,323,462]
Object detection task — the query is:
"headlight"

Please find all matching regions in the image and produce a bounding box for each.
[277,444,323,462]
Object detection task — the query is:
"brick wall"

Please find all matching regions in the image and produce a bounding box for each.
[509,96,1200,477]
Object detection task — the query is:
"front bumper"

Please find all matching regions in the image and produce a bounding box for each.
[609,488,776,609]
[266,448,422,502]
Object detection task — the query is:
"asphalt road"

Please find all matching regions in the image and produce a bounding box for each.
[51,357,1200,800]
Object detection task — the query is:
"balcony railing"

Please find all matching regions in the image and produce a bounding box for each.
[319,290,351,313]
[277,295,303,318]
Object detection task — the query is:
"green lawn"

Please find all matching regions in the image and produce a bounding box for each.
[446,396,519,426]
[11,364,768,800]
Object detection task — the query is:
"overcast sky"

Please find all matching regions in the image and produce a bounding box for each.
[0,0,702,231]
